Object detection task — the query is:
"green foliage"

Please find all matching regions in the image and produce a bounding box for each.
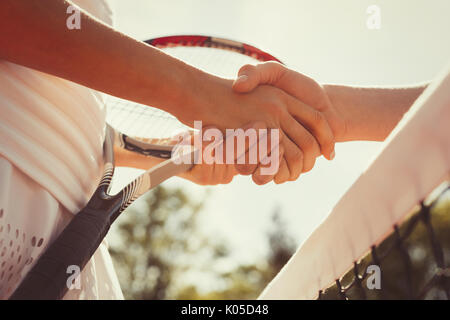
[109,186,295,300]
[109,186,205,299]
[175,210,296,300]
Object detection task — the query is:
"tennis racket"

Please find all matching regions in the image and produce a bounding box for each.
[10,35,282,300]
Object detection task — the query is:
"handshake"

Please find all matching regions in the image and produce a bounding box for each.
[177,62,347,186]
[120,59,424,187]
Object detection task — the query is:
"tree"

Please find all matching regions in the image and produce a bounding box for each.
[109,186,296,300]
[109,186,208,299]
[175,208,296,300]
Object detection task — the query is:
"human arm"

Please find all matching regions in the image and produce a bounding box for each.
[233,62,428,143]
[323,84,427,141]
[0,0,336,184]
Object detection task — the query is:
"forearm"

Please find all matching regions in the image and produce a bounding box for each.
[0,0,212,124]
[324,83,428,142]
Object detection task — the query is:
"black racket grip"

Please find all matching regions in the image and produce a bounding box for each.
[10,207,111,300]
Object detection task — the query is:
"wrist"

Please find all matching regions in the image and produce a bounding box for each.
[133,46,220,126]
[323,84,351,142]
[147,62,206,125]
[323,84,426,142]
[156,64,234,128]
[182,73,239,129]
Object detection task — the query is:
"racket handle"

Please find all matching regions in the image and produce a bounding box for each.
[10,207,111,300]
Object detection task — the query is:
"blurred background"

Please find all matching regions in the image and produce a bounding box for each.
[105,0,450,299]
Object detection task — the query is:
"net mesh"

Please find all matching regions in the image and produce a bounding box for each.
[318,182,450,300]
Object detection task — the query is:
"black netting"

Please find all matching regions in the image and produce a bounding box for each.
[318,183,450,300]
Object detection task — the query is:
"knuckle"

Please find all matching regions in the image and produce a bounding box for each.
[312,110,326,127]
[289,170,301,181]
[252,173,268,185]
[312,80,323,93]
[289,172,301,181]
[274,175,286,184]
[265,61,281,68]
[289,149,304,176]
[198,176,209,186]
[273,176,282,184]
[323,133,335,151]
[238,64,255,75]
[200,172,211,185]
[224,175,234,184]
[307,76,323,94]
[302,133,320,155]
[266,61,286,75]
[293,146,304,160]
[316,95,330,112]
[235,163,256,175]
[224,169,235,184]
[302,157,316,174]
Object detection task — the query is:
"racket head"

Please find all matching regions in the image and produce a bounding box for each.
[146,35,282,63]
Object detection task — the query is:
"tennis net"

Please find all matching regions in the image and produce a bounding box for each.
[259,62,450,300]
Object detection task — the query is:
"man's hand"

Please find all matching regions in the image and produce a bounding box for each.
[187,77,336,185]
[232,62,347,146]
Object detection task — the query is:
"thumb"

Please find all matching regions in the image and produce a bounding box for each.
[232,62,286,93]
[232,64,260,93]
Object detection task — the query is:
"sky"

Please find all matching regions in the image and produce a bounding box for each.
[106,0,450,264]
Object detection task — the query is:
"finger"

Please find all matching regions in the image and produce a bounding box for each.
[211,144,236,185]
[283,94,335,160]
[234,63,336,159]
[272,68,328,111]
[203,124,231,165]
[253,127,281,180]
[281,115,319,175]
[232,64,259,93]
[274,157,290,184]
[269,70,336,159]
[233,121,266,175]
[235,147,257,175]
[211,163,225,185]
[188,159,214,186]
[252,143,284,185]
[232,62,287,93]
[223,164,237,184]
[209,139,223,185]
[202,163,215,185]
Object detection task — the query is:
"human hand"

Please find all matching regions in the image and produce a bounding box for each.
[176,130,237,185]
[232,62,347,144]
[114,131,237,186]
[185,76,336,185]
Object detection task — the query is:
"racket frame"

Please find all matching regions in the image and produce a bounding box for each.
[146,35,282,63]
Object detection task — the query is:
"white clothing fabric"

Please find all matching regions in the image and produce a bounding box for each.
[0,0,123,299]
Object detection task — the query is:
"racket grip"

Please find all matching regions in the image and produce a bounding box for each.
[10,207,111,300]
